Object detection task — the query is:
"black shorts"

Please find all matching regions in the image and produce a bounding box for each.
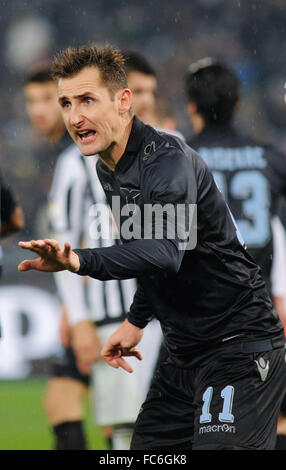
[131,335,286,450]
[51,347,90,387]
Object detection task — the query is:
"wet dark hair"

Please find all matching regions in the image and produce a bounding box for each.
[51,43,128,97]
[122,50,156,77]
[185,57,240,125]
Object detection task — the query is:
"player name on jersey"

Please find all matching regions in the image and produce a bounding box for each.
[197,145,267,171]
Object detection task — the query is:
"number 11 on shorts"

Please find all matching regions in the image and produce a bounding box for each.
[200,385,235,424]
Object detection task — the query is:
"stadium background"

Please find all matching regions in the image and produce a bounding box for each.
[0,0,285,450]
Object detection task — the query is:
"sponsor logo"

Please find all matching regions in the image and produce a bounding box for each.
[143,141,156,160]
[255,357,269,381]
[120,187,141,213]
[199,423,236,435]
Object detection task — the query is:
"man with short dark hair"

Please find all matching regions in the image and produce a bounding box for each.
[122,51,157,125]
[24,67,67,144]
[185,57,286,450]
[18,44,286,450]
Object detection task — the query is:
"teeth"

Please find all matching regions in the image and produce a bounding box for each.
[77,130,96,141]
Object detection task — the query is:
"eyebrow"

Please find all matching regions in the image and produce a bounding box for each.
[58,92,93,104]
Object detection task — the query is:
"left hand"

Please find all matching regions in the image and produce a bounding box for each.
[101,319,144,373]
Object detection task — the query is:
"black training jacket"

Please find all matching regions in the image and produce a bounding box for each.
[74,117,284,368]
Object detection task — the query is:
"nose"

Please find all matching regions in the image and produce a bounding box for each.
[69,107,85,128]
[31,101,46,117]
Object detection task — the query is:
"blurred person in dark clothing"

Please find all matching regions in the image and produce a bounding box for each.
[185,57,286,449]
[0,170,24,337]
[0,176,24,242]
[186,58,286,317]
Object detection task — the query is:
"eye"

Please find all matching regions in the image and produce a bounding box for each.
[61,100,71,109]
[84,97,93,104]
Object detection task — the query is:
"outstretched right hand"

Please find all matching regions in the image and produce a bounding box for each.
[18,238,80,273]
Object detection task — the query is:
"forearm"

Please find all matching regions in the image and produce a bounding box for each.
[74,238,182,281]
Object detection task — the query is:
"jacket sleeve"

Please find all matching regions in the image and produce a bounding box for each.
[74,146,198,281]
[126,282,154,328]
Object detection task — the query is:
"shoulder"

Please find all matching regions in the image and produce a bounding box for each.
[139,127,203,202]
[142,125,194,162]
[155,127,186,142]
[141,125,206,180]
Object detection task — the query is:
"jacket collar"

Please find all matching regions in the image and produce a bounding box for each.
[115,116,145,173]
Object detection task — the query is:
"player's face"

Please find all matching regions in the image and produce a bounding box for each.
[24,82,63,137]
[127,71,157,124]
[58,67,130,156]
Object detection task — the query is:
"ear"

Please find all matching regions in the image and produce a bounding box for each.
[118,88,132,115]
[186,102,197,118]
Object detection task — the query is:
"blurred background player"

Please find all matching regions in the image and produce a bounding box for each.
[122,51,184,141]
[122,50,157,126]
[24,66,91,450]
[184,58,286,449]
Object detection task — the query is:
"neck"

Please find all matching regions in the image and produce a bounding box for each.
[99,116,133,171]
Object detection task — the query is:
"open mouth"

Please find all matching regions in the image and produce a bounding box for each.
[77,129,97,143]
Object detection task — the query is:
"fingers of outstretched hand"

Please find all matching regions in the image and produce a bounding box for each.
[43,239,60,253]
[18,259,39,271]
[121,348,143,360]
[18,240,36,250]
[19,240,52,256]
